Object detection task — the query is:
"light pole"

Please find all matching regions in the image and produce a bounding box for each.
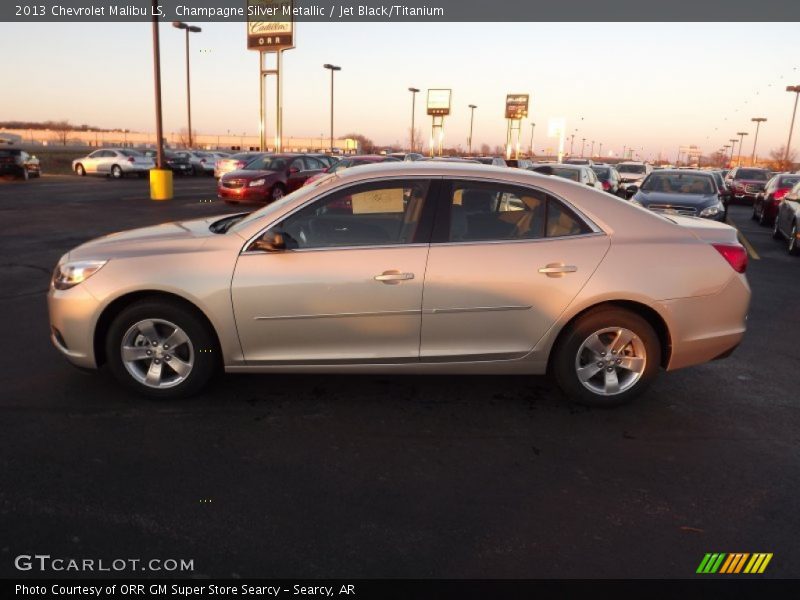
[172,22,201,148]
[323,64,341,153]
[723,145,730,167]
[598,142,602,158]
[590,140,595,157]
[580,137,586,157]
[785,85,800,166]
[468,104,477,155]
[622,145,627,160]
[529,122,535,157]
[408,87,419,152]
[750,117,767,165]
[736,131,748,166]
[569,134,575,156]
[729,138,739,165]
[150,1,171,199]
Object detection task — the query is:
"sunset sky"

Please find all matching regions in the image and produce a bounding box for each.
[3,21,800,160]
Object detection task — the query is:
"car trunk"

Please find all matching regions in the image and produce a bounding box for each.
[662,214,740,245]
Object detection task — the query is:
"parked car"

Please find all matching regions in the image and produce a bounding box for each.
[214,152,266,179]
[724,167,771,204]
[305,153,338,169]
[506,158,533,169]
[564,158,594,166]
[48,162,750,407]
[772,181,800,255]
[218,154,325,204]
[174,151,222,176]
[541,164,603,190]
[617,161,653,196]
[0,148,40,180]
[387,152,425,162]
[303,154,400,186]
[470,156,508,167]
[591,164,624,196]
[629,170,725,221]
[143,150,194,176]
[752,173,800,226]
[72,148,154,178]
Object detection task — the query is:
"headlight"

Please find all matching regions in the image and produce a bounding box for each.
[52,260,107,290]
[248,178,266,187]
[699,203,724,218]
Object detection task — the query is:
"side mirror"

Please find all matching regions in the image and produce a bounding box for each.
[625,186,638,199]
[250,230,286,252]
[288,166,300,174]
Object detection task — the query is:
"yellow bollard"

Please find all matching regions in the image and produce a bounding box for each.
[149,168,173,201]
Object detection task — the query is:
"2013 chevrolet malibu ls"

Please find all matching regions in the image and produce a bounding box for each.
[48,162,750,406]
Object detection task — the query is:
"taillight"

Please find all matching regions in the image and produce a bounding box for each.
[127,157,135,163]
[774,188,789,200]
[236,161,245,168]
[200,158,206,164]
[601,181,611,191]
[712,243,747,273]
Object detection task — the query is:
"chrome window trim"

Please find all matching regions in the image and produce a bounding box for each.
[432,231,607,249]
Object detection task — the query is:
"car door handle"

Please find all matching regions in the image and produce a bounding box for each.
[538,263,577,277]
[374,270,415,284]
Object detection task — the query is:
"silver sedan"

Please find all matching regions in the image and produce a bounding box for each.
[48,162,750,406]
[72,148,154,178]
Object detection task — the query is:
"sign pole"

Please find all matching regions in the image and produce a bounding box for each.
[259,52,266,151]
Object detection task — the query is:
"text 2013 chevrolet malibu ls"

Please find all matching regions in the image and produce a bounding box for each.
[48,162,750,406]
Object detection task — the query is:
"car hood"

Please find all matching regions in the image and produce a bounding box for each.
[66,215,237,261]
[222,169,280,180]
[634,190,719,207]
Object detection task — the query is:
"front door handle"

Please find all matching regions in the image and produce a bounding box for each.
[374,270,415,284]
[538,263,577,277]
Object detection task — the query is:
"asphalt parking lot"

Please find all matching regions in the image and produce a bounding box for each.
[0,174,798,579]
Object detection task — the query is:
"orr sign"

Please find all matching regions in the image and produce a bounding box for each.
[247,0,294,51]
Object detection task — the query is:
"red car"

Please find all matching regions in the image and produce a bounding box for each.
[724,167,771,204]
[217,154,326,205]
[752,173,800,226]
[302,154,400,186]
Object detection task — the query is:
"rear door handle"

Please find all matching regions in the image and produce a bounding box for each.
[538,264,577,277]
[374,270,415,284]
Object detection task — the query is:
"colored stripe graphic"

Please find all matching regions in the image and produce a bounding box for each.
[700,553,773,574]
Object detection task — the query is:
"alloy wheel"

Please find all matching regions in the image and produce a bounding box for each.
[574,327,646,396]
[120,319,194,389]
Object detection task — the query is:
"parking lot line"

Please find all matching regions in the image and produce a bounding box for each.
[726,216,760,260]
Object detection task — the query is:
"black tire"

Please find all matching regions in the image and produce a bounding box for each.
[105,299,220,399]
[111,165,123,179]
[21,168,29,181]
[75,164,85,176]
[773,216,783,240]
[269,184,286,203]
[552,307,661,407]
[789,222,800,256]
[751,202,758,220]
[758,202,770,226]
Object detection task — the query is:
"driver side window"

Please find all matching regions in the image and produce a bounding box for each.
[274,179,432,249]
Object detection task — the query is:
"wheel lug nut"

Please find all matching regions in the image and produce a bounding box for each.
[152,341,158,347]
[601,352,606,356]
[165,355,171,361]
[597,361,604,367]
[163,344,169,349]
[154,359,161,364]
[606,367,613,372]
[146,350,152,356]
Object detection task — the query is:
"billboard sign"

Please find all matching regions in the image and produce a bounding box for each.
[505,94,529,119]
[427,89,452,116]
[247,0,294,51]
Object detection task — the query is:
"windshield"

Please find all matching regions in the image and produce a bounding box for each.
[779,176,800,187]
[244,156,288,171]
[551,167,581,182]
[641,173,715,194]
[736,168,769,181]
[618,164,646,174]
[229,175,332,234]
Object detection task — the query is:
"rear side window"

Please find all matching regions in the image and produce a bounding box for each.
[444,181,592,242]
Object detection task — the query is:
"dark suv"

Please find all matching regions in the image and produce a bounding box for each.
[724,167,771,204]
[0,148,40,180]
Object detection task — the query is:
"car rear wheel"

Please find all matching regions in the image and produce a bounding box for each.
[22,168,29,181]
[106,300,219,399]
[552,307,661,407]
[111,165,123,179]
[758,203,771,226]
[751,202,759,220]
[773,216,783,240]
[75,164,86,176]
[789,223,799,256]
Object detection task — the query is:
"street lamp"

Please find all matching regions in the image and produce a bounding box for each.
[750,117,767,165]
[785,85,800,166]
[729,138,738,164]
[590,140,595,157]
[569,133,575,156]
[323,64,341,153]
[408,87,419,152]
[580,137,586,157]
[172,21,201,148]
[622,145,627,160]
[598,142,603,158]
[736,131,748,166]
[467,104,477,155]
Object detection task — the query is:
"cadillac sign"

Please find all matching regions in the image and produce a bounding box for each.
[247,0,294,51]
[505,94,529,119]
[427,89,452,116]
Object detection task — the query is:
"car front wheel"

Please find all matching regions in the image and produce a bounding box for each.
[111,165,123,179]
[75,164,86,176]
[552,307,661,407]
[789,222,799,256]
[106,299,219,398]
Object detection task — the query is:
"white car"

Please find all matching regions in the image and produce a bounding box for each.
[177,151,229,176]
[72,149,154,179]
[617,161,653,195]
[546,164,604,190]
